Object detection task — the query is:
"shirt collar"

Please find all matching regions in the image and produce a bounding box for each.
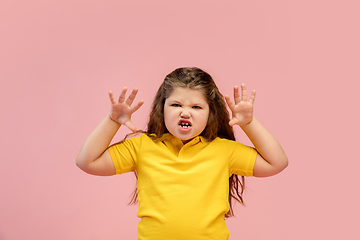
[159,133,208,145]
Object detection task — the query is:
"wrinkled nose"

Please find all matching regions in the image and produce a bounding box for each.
[180,110,190,118]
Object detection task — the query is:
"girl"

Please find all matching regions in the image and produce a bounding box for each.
[76,67,288,240]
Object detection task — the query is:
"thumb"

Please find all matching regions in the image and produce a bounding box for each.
[125,120,137,132]
[228,118,238,127]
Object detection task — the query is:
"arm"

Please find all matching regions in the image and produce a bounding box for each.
[76,87,144,176]
[241,117,288,177]
[225,85,288,177]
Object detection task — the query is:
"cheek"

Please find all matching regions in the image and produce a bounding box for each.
[163,108,174,126]
[163,112,170,125]
[200,111,210,126]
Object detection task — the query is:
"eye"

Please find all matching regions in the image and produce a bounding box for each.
[192,105,202,109]
[171,103,181,107]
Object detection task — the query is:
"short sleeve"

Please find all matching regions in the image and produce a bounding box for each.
[227,141,258,177]
[108,136,142,174]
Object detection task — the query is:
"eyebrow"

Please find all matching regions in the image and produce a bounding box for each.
[168,100,206,106]
[166,97,207,106]
[167,99,181,103]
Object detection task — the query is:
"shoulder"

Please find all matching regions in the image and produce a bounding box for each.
[210,137,242,147]
[210,137,256,155]
[113,133,164,150]
[109,133,146,151]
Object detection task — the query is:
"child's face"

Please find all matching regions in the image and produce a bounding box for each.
[164,87,210,143]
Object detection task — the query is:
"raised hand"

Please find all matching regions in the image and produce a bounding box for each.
[108,87,144,132]
[225,84,256,127]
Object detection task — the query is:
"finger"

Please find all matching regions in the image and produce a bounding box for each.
[125,88,139,106]
[228,118,238,127]
[130,100,144,113]
[241,84,247,102]
[125,120,137,132]
[249,90,256,104]
[118,87,128,103]
[109,91,117,104]
[233,86,241,104]
[224,95,235,110]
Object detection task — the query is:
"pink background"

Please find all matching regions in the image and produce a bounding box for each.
[1,0,359,239]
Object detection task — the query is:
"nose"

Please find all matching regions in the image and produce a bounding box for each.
[180,110,190,118]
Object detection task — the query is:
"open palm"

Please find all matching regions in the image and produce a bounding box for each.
[109,87,144,132]
[225,84,256,127]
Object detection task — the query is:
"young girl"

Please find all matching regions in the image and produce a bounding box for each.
[76,67,288,240]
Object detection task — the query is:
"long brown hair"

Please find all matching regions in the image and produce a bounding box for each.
[130,67,246,218]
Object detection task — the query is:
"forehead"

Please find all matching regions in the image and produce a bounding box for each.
[166,87,207,103]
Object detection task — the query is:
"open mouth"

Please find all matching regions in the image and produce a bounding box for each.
[178,119,192,129]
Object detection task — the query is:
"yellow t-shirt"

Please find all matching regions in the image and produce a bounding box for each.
[108,133,257,240]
